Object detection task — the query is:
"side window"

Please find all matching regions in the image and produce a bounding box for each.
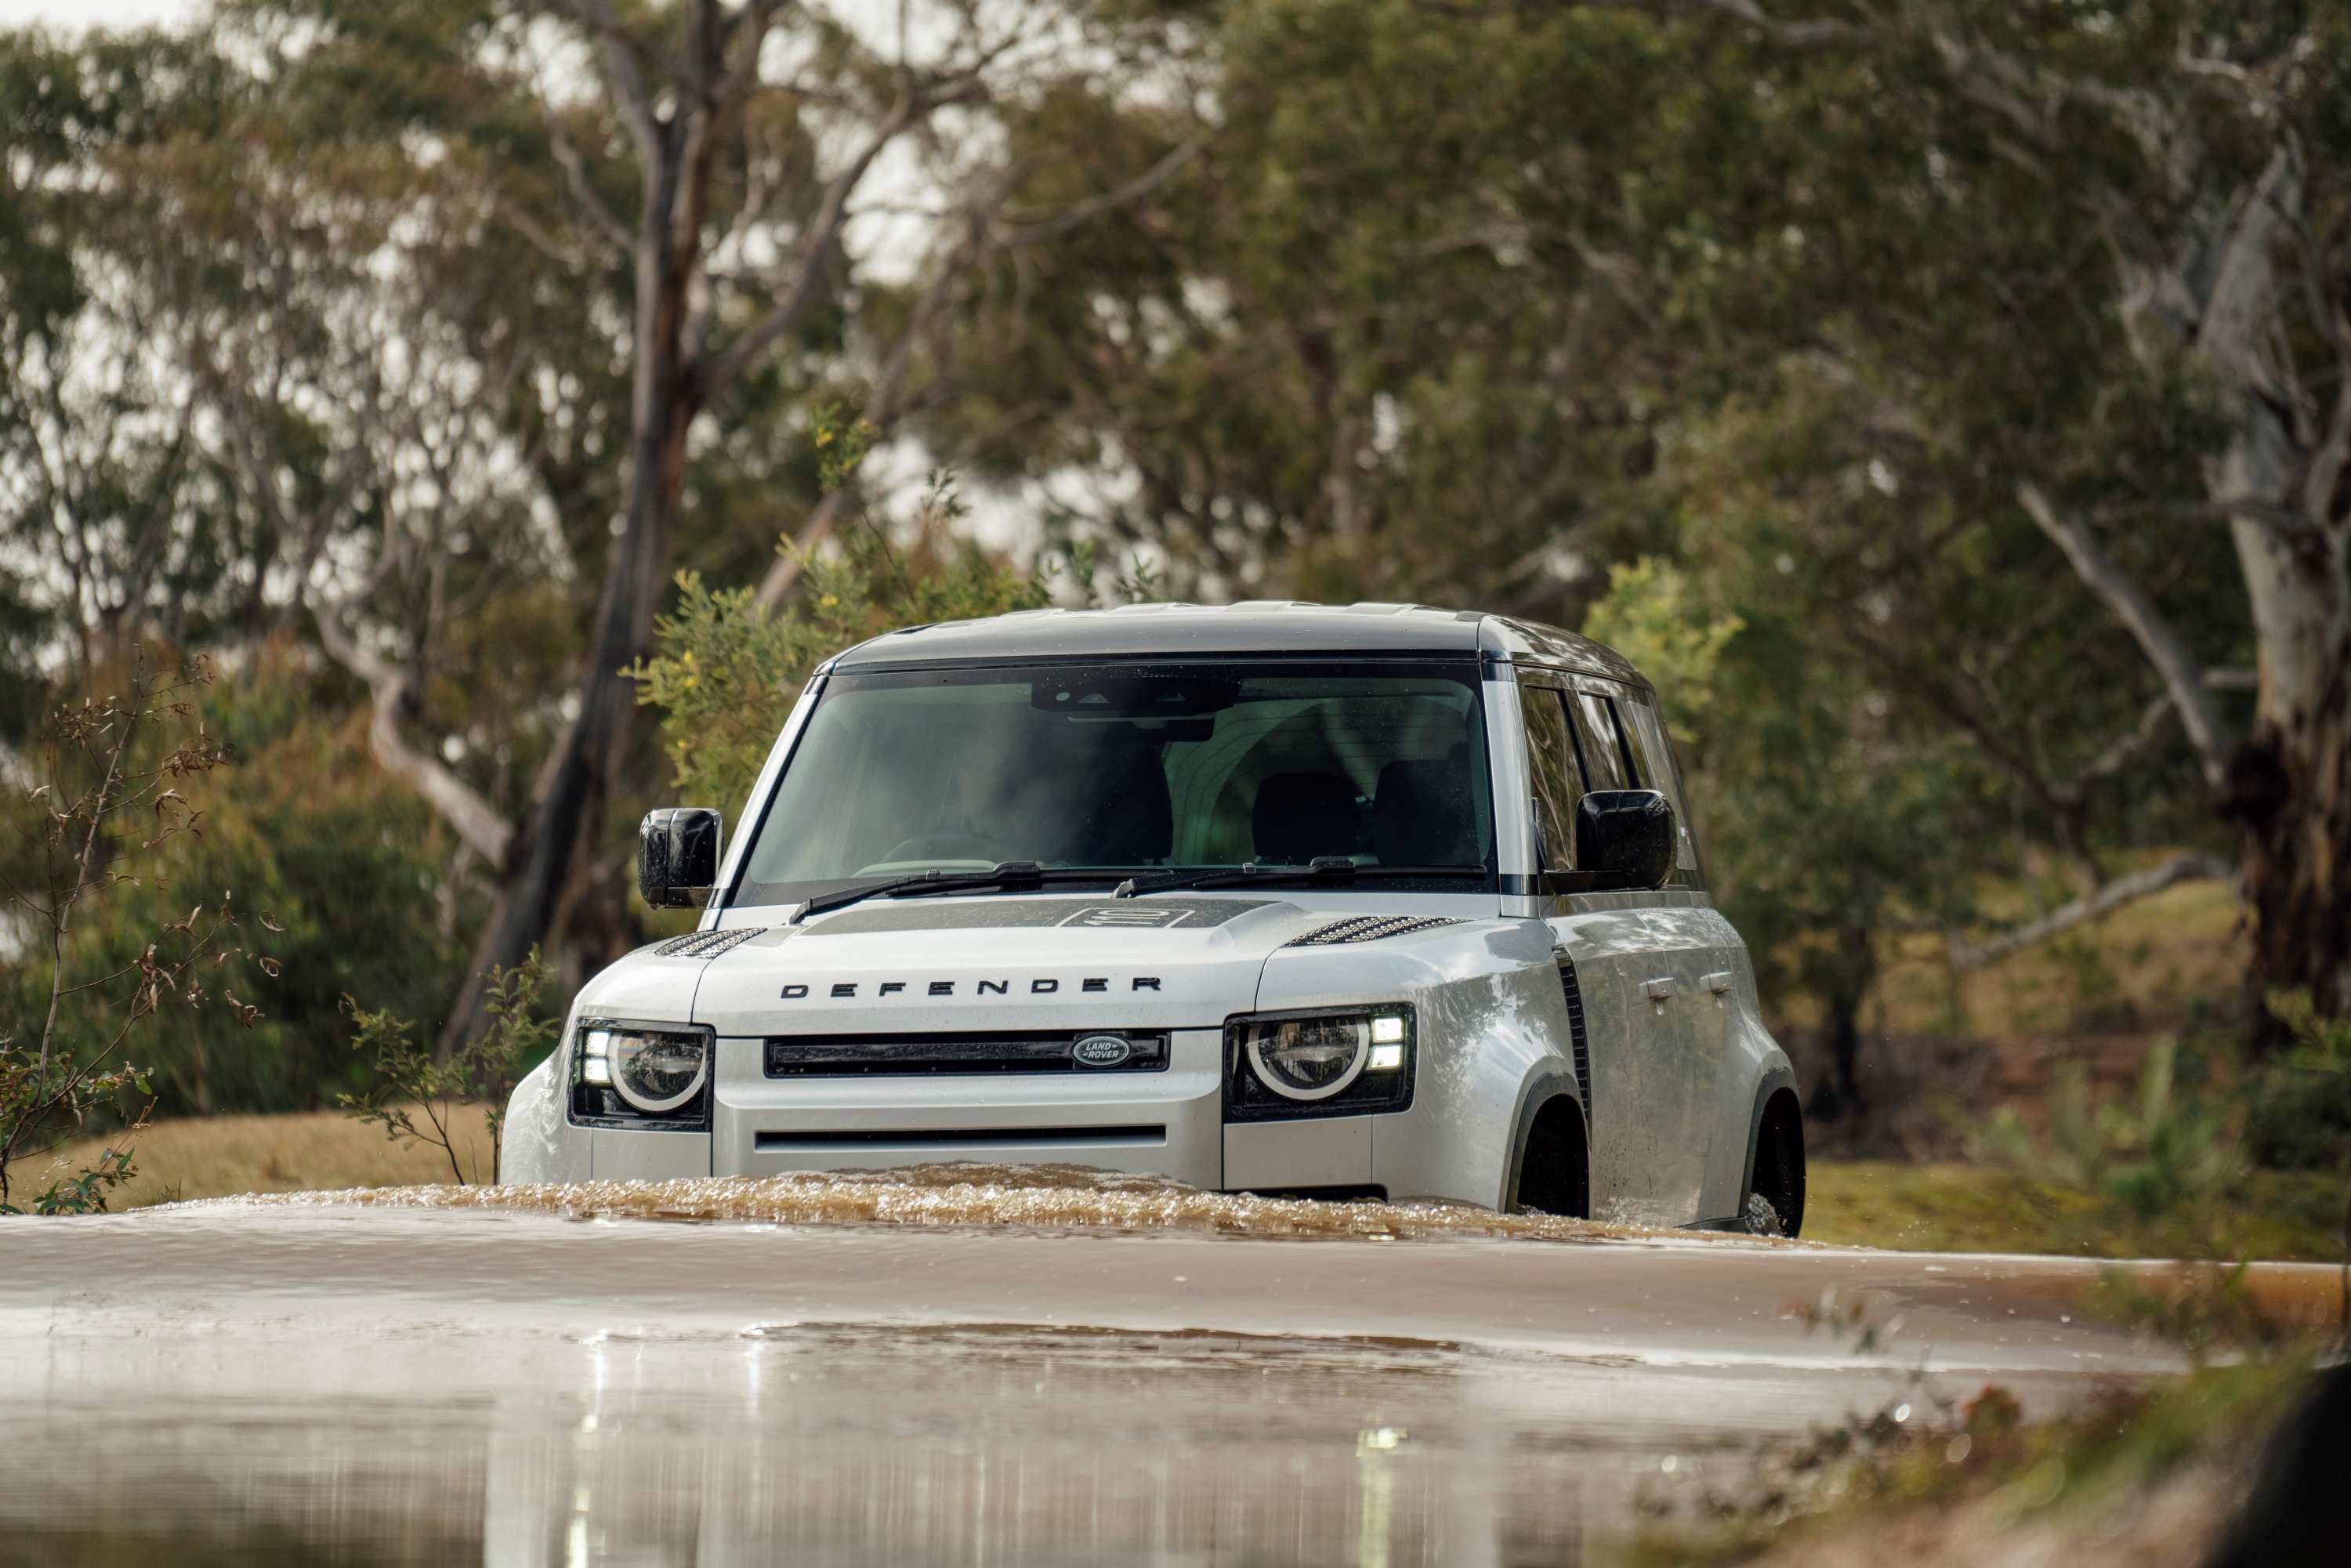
[1618,695,1701,875]
[1518,680,1580,871]
[1571,690,1636,793]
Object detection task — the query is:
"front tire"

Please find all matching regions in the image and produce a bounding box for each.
[1748,1089,1806,1237]
[1512,1098,1589,1219]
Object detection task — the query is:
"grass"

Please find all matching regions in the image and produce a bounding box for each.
[17,1110,2344,1266]
[1802,1161,2347,1263]
[11,1106,496,1209]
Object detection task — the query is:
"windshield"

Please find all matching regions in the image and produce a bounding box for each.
[730,660,1494,905]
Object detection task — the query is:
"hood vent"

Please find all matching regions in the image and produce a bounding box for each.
[1285,915,1463,947]
[654,926,768,959]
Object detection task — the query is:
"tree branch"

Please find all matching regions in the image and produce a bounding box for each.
[545,110,636,259]
[563,0,665,184]
[699,92,927,400]
[2091,494,2313,534]
[311,607,516,868]
[1948,853,2237,969]
[1683,0,1862,49]
[993,138,1204,250]
[2072,667,2259,791]
[2018,480,2236,790]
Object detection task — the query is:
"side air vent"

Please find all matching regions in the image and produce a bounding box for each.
[655,927,767,959]
[1286,915,1465,947]
[1559,959,1590,1118]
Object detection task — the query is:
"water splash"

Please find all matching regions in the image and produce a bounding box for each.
[205,1161,1777,1246]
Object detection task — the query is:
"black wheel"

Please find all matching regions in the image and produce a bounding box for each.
[1748,1090,1805,1237]
[1512,1098,1588,1219]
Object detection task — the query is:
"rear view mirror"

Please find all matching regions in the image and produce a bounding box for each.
[1572,790,1674,892]
[639,807,723,908]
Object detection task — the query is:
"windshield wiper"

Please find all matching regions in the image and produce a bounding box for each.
[791,862,1150,925]
[1111,859,1490,898]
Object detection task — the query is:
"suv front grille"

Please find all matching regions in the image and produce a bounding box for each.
[762,1030,1170,1077]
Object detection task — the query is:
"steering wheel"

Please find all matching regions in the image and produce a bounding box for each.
[879,831,1002,865]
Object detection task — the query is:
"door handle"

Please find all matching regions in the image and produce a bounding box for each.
[1701,971,1735,995]
[1641,976,1678,1002]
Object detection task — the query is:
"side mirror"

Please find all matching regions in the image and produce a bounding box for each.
[639,807,723,908]
[1572,790,1674,892]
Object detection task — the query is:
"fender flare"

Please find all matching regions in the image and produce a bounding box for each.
[1501,1069,1585,1212]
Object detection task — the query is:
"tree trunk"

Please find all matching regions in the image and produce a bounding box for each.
[1809,998,1865,1124]
[2223,509,2351,1024]
[436,234,700,1056]
[1807,922,1877,1122]
[2195,144,2351,1029]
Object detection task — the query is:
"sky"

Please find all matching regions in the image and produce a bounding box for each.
[12,0,199,29]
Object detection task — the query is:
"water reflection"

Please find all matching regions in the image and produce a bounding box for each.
[3,1320,1617,1567]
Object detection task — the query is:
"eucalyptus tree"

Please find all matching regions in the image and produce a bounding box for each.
[911,0,1692,611]
[1664,1,2351,1023]
[7,2,1195,1048]
[0,31,242,710]
[970,0,2349,1027]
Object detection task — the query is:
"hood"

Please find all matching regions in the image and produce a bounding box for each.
[686,895,1325,1037]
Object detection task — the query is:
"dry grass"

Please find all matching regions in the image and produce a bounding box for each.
[18,1106,497,1208]
[1802,1161,2348,1262]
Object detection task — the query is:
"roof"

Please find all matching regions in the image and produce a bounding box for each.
[824,601,1646,684]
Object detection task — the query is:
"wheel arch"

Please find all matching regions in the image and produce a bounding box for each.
[1737,1065,1806,1237]
[1502,1070,1588,1217]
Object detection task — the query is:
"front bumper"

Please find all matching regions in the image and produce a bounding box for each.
[710,1032,1226,1185]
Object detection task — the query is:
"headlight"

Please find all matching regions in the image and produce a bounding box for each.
[1230,1007,1415,1116]
[574,1022,712,1122]
[1245,1016,1371,1100]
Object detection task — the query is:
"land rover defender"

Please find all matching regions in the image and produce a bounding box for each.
[501,603,1806,1233]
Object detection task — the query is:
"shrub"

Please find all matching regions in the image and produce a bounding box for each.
[629,458,1153,813]
[0,657,273,1212]
[338,947,556,1186]
[2242,994,2351,1175]
[1983,1036,2246,1258]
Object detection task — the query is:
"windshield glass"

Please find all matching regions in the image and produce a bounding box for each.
[731,660,1494,905]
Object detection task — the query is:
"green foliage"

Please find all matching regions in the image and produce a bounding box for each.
[24,1137,143,1218]
[2242,994,2351,1173]
[1581,559,1742,745]
[9,648,473,1114]
[631,434,1063,813]
[1581,523,1993,1100]
[631,537,1052,814]
[338,947,555,1186]
[0,658,271,1211]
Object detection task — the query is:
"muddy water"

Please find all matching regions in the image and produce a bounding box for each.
[0,1173,2320,1567]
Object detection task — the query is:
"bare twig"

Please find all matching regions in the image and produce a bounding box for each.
[2018,481,2237,790]
[1948,853,2238,969]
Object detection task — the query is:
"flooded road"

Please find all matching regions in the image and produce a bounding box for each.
[1,1180,2330,1566]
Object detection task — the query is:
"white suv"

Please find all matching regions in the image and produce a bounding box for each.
[502,603,1805,1233]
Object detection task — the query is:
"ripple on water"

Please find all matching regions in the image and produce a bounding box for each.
[197,1161,1782,1246]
